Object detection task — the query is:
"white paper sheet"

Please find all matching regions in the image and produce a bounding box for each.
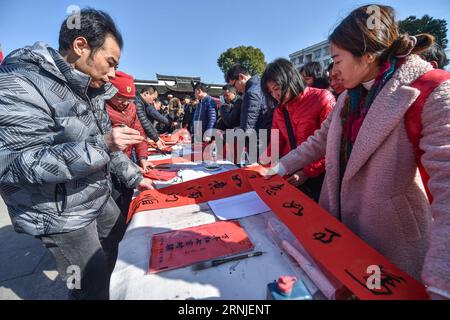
[208,191,271,220]
[178,162,233,182]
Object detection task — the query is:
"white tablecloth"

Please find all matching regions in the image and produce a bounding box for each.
[110,160,318,300]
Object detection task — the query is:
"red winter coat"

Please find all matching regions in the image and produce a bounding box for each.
[106,101,148,161]
[270,87,335,177]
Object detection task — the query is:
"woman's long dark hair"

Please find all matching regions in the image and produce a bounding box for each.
[261,58,306,107]
[329,4,434,64]
[300,62,330,89]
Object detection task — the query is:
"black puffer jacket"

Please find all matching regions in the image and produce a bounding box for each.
[134,94,170,141]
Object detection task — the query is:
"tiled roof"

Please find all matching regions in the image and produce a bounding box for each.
[134,77,224,97]
[156,74,201,82]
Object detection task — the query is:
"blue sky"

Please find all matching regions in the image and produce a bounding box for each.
[1,0,449,83]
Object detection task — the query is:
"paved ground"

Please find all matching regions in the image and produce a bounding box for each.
[0,199,68,300]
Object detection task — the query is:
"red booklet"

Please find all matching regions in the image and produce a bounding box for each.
[144,169,178,181]
[149,221,254,273]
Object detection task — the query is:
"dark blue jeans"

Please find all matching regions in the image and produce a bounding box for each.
[39,197,126,300]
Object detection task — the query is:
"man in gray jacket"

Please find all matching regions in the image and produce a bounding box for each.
[0,9,153,299]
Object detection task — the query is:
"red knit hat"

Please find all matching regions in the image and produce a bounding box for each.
[110,71,136,98]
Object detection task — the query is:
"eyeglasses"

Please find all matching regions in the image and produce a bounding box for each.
[115,97,134,104]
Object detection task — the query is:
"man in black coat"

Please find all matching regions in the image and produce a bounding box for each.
[135,85,171,149]
[217,85,242,130]
[226,64,273,162]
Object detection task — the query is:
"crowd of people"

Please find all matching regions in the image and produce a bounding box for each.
[0,3,449,300]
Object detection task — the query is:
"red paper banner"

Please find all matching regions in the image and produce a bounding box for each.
[149,157,191,166]
[144,169,178,181]
[127,167,429,300]
[128,168,253,223]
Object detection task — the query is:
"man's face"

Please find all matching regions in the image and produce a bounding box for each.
[142,91,158,104]
[74,35,121,89]
[228,74,246,93]
[109,94,133,111]
[151,91,158,102]
[223,90,236,103]
[194,89,202,100]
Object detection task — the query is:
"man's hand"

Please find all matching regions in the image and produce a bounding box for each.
[259,166,278,180]
[104,126,145,152]
[246,162,260,168]
[156,139,166,150]
[139,160,154,172]
[286,170,308,187]
[137,178,155,191]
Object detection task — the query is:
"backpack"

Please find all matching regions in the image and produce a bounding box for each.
[405,69,450,203]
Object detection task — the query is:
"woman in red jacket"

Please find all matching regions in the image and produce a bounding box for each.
[261,58,335,201]
[107,71,154,217]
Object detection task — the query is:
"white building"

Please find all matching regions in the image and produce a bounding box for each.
[289,40,332,70]
[290,41,450,71]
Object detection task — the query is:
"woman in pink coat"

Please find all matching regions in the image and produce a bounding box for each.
[264,5,450,299]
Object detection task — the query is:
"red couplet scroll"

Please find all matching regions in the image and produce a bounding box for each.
[144,169,178,181]
[128,167,429,300]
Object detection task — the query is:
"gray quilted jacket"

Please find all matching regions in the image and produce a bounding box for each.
[0,42,143,236]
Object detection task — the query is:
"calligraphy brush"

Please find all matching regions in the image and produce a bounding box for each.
[155,149,170,155]
[191,251,265,271]
[153,164,172,169]
[151,164,178,171]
